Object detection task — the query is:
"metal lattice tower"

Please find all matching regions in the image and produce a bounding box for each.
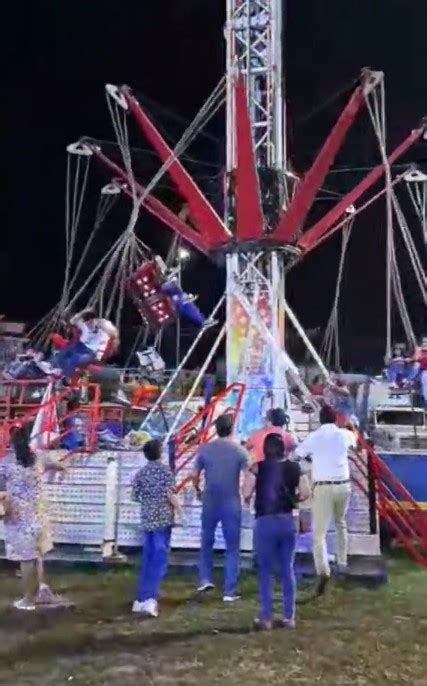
[225,0,285,172]
[224,0,290,434]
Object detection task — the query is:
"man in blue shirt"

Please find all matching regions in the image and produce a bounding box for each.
[193,414,249,602]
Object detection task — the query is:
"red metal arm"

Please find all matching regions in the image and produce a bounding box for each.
[298,125,426,252]
[234,75,264,240]
[88,145,211,254]
[303,171,406,255]
[122,86,231,247]
[271,71,379,242]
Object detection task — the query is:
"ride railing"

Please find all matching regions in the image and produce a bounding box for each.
[118,367,218,401]
[350,432,427,566]
[0,380,101,457]
[170,382,245,493]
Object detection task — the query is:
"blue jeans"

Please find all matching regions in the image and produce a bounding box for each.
[136,527,172,602]
[200,498,241,596]
[386,359,405,383]
[160,283,205,327]
[179,301,205,327]
[54,341,96,377]
[254,513,298,621]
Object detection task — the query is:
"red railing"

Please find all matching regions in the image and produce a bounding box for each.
[351,432,427,566]
[173,382,245,493]
[0,380,101,457]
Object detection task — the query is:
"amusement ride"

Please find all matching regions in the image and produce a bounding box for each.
[0,0,426,568]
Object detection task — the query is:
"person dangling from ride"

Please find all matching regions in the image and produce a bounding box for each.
[153,253,216,330]
[50,309,119,379]
[159,278,216,330]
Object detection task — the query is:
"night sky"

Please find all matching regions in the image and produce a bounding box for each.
[2,1,426,366]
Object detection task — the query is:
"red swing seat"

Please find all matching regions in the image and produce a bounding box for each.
[126,260,177,328]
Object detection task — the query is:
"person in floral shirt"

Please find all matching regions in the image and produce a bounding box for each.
[131,439,181,618]
[0,426,68,611]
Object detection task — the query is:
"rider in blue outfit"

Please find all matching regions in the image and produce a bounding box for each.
[160,279,215,329]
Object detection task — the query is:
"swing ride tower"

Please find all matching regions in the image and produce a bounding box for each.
[47,0,427,564]
[224,0,290,433]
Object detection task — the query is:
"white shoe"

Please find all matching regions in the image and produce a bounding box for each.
[142,598,159,617]
[223,594,241,603]
[197,582,215,592]
[36,583,55,604]
[13,598,36,611]
[185,294,198,303]
[132,600,145,613]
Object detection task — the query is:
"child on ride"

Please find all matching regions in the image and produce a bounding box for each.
[51,309,119,379]
[160,279,212,328]
[154,255,216,330]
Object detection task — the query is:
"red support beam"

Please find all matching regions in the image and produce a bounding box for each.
[234,75,264,240]
[303,171,406,255]
[271,71,378,243]
[297,125,426,252]
[122,86,231,247]
[88,145,211,255]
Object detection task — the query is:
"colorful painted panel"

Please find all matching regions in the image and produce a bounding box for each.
[226,288,277,436]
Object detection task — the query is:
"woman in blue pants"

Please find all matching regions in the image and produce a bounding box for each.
[245,433,310,629]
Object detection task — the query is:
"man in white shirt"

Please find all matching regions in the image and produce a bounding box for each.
[296,404,356,594]
[53,309,119,378]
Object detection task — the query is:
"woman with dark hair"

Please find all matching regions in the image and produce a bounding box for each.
[244,433,310,630]
[0,426,67,611]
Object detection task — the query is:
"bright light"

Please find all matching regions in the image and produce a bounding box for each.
[178,247,191,261]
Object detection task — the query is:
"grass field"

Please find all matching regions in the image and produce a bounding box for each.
[0,556,426,685]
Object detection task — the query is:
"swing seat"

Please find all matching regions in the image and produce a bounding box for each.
[126,260,177,328]
[136,348,165,374]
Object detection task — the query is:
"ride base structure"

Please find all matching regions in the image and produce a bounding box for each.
[0,376,403,581]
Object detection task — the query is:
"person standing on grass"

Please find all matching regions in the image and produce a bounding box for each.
[193,413,249,602]
[0,426,68,611]
[244,433,310,630]
[131,439,182,618]
[295,405,356,596]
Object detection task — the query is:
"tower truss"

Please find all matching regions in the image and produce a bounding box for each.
[225,0,285,171]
